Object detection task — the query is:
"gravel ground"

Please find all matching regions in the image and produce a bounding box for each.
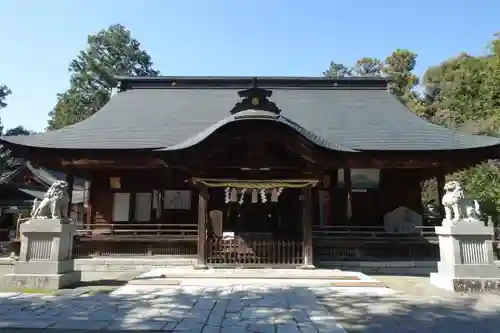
[320,276,500,333]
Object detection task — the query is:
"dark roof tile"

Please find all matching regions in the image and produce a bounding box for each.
[2,77,500,152]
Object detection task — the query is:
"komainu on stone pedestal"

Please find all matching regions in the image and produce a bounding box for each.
[441,181,481,224]
[431,184,500,292]
[30,180,70,220]
[2,218,80,290]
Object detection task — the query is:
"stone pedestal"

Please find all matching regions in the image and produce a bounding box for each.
[3,218,81,290]
[430,219,500,292]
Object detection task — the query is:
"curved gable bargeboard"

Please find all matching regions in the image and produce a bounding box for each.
[155,110,356,153]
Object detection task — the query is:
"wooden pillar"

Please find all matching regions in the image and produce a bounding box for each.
[344,168,352,223]
[195,186,208,269]
[330,168,338,225]
[85,179,92,234]
[301,186,315,269]
[65,169,74,218]
[436,170,446,217]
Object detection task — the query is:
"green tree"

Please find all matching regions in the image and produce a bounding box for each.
[323,62,353,77]
[0,84,12,135]
[0,126,31,175]
[47,24,160,130]
[420,33,500,221]
[353,57,383,77]
[5,126,31,136]
[383,49,421,111]
[323,58,384,77]
[383,49,418,94]
[0,84,11,110]
[323,51,420,111]
[421,53,492,127]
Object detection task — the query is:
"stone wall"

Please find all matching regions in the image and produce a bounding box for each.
[74,257,197,281]
[8,256,500,282]
[0,259,15,276]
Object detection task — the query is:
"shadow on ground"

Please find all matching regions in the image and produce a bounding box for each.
[0,284,338,332]
[0,281,499,332]
[316,289,500,333]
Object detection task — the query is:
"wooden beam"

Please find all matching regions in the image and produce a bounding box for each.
[85,178,93,233]
[436,169,446,217]
[61,158,164,169]
[195,186,208,269]
[65,168,74,217]
[301,186,314,268]
[344,168,352,223]
[329,168,338,227]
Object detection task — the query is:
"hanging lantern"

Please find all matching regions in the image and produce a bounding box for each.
[251,189,258,203]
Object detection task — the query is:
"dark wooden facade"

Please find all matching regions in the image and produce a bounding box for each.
[69,121,441,267]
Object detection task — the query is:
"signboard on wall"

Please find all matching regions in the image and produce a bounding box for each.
[338,169,380,189]
[112,193,130,222]
[135,192,152,222]
[164,190,191,210]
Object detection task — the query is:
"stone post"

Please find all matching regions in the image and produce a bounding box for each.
[3,218,81,290]
[430,219,500,292]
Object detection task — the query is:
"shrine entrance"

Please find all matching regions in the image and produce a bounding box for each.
[193,178,317,268]
[226,187,302,237]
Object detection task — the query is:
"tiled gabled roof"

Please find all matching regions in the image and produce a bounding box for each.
[1,76,499,152]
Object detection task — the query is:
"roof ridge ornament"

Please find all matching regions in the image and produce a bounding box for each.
[229,77,282,115]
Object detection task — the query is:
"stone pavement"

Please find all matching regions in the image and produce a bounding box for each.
[318,276,500,333]
[4,274,500,332]
[0,285,348,332]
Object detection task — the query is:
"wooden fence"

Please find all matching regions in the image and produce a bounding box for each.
[312,225,440,261]
[5,222,500,262]
[72,223,198,257]
[206,236,303,267]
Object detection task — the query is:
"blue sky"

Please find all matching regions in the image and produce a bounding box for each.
[0,0,498,132]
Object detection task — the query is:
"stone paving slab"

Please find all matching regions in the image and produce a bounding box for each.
[3,275,500,332]
[0,285,347,332]
[318,276,500,333]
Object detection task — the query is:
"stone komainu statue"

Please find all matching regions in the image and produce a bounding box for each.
[30,180,70,219]
[441,180,481,222]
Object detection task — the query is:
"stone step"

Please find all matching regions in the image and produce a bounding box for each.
[125,268,387,288]
[132,273,361,280]
[132,268,368,280]
[127,277,388,288]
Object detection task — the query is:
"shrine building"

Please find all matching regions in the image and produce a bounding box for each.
[2,76,499,268]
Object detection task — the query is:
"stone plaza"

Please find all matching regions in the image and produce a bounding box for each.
[1,277,500,333]
[0,283,351,332]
